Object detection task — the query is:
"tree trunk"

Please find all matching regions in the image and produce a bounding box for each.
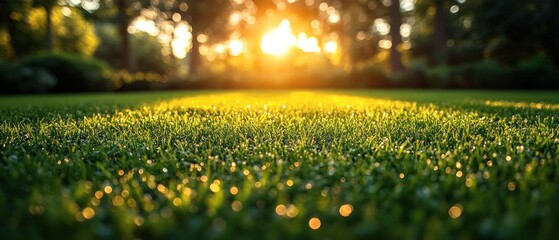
[5,16,19,59]
[434,0,447,65]
[336,0,351,69]
[389,0,404,73]
[45,6,53,51]
[3,3,25,59]
[117,0,131,72]
[189,26,201,79]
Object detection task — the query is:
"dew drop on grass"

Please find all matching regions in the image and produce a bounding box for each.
[448,204,463,219]
[286,205,298,218]
[275,204,287,216]
[339,204,354,217]
[82,207,95,220]
[507,182,516,191]
[308,217,321,230]
[134,216,145,226]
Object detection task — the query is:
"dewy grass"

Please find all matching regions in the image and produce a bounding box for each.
[1,90,558,239]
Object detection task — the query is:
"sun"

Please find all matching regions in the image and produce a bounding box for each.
[260,19,323,56]
[260,19,297,56]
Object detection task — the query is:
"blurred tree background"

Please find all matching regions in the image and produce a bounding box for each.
[1,0,558,93]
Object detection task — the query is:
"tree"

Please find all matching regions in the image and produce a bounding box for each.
[432,0,447,65]
[27,6,99,55]
[176,0,230,78]
[32,0,58,51]
[465,0,559,65]
[0,0,41,59]
[79,0,150,72]
[388,0,404,72]
[116,0,131,72]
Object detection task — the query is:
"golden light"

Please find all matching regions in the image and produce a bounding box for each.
[215,44,227,54]
[260,19,297,55]
[134,216,145,226]
[197,34,208,44]
[378,39,392,49]
[230,186,239,195]
[508,181,516,191]
[94,191,103,199]
[324,40,338,53]
[448,204,463,219]
[286,204,299,218]
[231,200,243,212]
[286,179,294,186]
[260,19,323,55]
[112,196,124,206]
[296,33,321,53]
[61,7,71,17]
[308,217,321,230]
[82,207,95,220]
[328,13,341,23]
[339,204,354,217]
[129,17,159,36]
[199,45,210,56]
[229,11,243,26]
[172,13,181,22]
[275,204,287,216]
[172,23,193,59]
[228,39,247,56]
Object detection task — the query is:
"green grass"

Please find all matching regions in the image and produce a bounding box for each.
[1,90,558,239]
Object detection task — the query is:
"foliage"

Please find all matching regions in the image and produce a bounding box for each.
[349,62,391,88]
[18,52,113,92]
[130,32,172,75]
[511,53,559,88]
[0,30,14,59]
[0,61,56,94]
[0,62,19,94]
[403,58,556,89]
[2,0,559,90]
[94,24,173,75]
[0,0,43,58]
[27,6,99,55]
[462,60,510,88]
[395,60,430,88]
[425,64,455,88]
[464,0,559,65]
[1,91,559,239]
[14,67,58,93]
[112,70,168,91]
[93,23,121,69]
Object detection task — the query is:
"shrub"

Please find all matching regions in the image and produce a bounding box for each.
[426,65,455,88]
[15,67,57,93]
[0,62,18,94]
[350,63,390,88]
[423,61,510,88]
[461,60,510,88]
[396,61,430,88]
[511,53,559,88]
[19,52,113,92]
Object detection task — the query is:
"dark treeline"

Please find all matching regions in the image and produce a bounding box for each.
[1,0,558,93]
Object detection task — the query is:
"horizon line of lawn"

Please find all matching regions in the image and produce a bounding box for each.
[2,89,559,104]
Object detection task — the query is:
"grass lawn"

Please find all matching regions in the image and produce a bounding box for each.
[1,90,558,239]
